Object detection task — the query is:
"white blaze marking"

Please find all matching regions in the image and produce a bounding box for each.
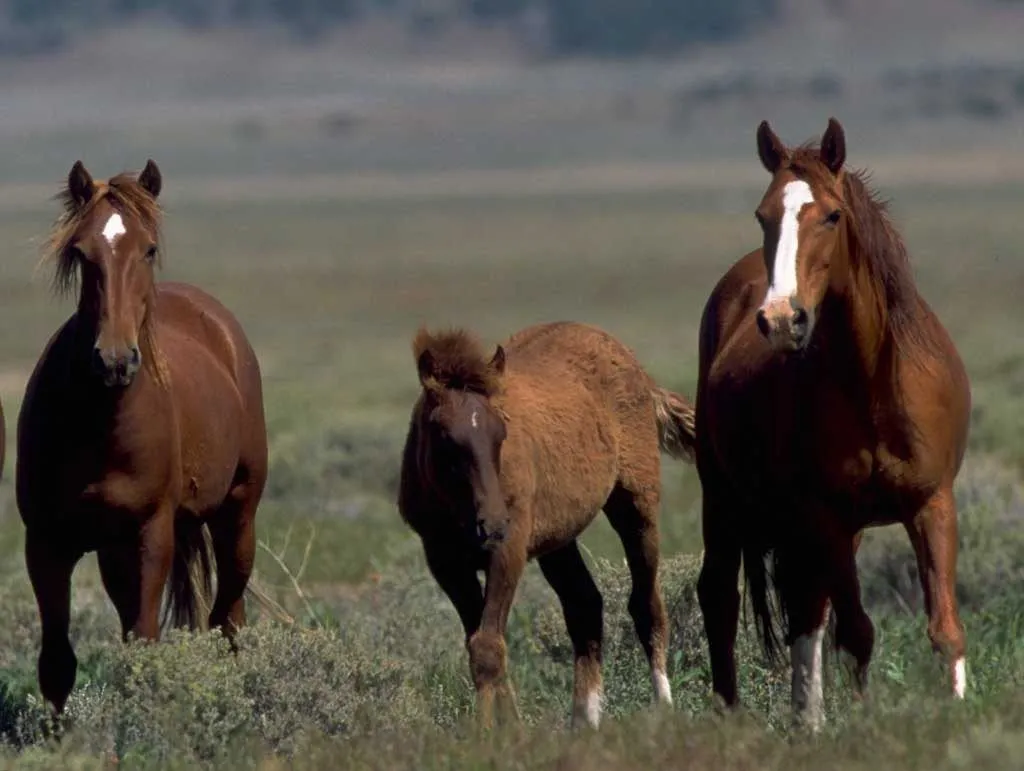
[102,212,126,246]
[953,656,966,699]
[471,410,479,429]
[791,624,826,732]
[763,180,814,306]
[652,668,672,705]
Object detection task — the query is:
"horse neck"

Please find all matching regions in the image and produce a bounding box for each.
[826,225,897,393]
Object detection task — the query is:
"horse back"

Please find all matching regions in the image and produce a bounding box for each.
[499,322,659,513]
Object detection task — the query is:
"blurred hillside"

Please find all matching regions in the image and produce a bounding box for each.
[0,0,1022,195]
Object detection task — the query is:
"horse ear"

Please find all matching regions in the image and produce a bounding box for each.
[417,349,435,387]
[68,160,95,207]
[138,159,162,199]
[819,117,846,174]
[489,345,506,377]
[756,120,787,174]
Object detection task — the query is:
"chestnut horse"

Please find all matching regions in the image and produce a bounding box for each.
[694,118,970,731]
[17,160,269,714]
[398,321,697,729]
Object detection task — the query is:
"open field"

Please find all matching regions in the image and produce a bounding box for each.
[0,152,1021,767]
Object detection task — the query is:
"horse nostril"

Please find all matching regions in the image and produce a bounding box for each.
[129,346,142,367]
[791,307,809,331]
[755,310,771,337]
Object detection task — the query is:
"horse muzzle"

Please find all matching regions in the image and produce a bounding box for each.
[93,344,142,387]
[756,297,813,352]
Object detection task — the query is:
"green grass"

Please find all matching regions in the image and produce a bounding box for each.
[0,174,1022,768]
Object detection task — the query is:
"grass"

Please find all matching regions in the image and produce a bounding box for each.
[0,171,1021,767]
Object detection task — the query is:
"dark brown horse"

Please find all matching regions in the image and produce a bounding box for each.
[17,160,269,714]
[399,321,697,730]
[694,118,971,731]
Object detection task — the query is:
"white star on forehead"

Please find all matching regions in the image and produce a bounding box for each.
[102,213,126,245]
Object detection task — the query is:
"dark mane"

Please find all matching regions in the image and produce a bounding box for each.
[786,144,935,358]
[45,170,164,296]
[412,327,502,397]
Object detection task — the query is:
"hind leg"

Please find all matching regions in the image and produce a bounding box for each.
[830,533,875,700]
[207,493,257,640]
[25,528,81,714]
[539,541,605,729]
[905,486,966,698]
[604,484,672,708]
[782,548,831,733]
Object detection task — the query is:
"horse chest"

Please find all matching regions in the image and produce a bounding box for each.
[707,361,877,494]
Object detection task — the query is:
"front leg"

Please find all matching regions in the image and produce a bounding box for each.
[135,508,175,640]
[470,536,527,729]
[905,486,967,698]
[423,538,485,642]
[25,528,82,715]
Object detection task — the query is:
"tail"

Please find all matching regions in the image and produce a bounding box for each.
[743,542,786,666]
[163,519,215,632]
[164,518,302,632]
[651,387,697,463]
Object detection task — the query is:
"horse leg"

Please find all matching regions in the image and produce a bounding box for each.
[25,528,80,714]
[470,538,527,729]
[604,484,672,708]
[423,540,484,642]
[132,510,175,640]
[97,534,143,640]
[207,495,258,640]
[904,486,966,698]
[829,532,875,701]
[783,551,831,734]
[538,540,605,729]
[696,487,742,709]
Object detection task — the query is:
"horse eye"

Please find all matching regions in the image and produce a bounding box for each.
[144,245,158,263]
[66,245,86,262]
[754,211,767,228]
[825,209,841,226]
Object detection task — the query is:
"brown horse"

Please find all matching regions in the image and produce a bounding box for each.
[398,321,697,729]
[17,160,269,714]
[694,117,971,731]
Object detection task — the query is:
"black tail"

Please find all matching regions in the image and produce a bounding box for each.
[163,518,214,632]
[743,542,840,667]
[743,542,785,665]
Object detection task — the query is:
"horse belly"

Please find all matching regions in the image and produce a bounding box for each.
[521,414,617,555]
[170,364,247,514]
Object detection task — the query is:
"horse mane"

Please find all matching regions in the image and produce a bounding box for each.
[786,144,938,359]
[412,327,502,397]
[45,170,164,296]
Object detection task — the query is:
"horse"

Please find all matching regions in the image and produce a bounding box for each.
[693,117,971,731]
[16,160,269,714]
[398,321,697,730]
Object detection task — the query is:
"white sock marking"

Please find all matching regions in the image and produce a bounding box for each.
[791,624,826,732]
[102,212,126,246]
[763,180,814,306]
[582,687,603,729]
[652,668,672,705]
[953,656,966,699]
